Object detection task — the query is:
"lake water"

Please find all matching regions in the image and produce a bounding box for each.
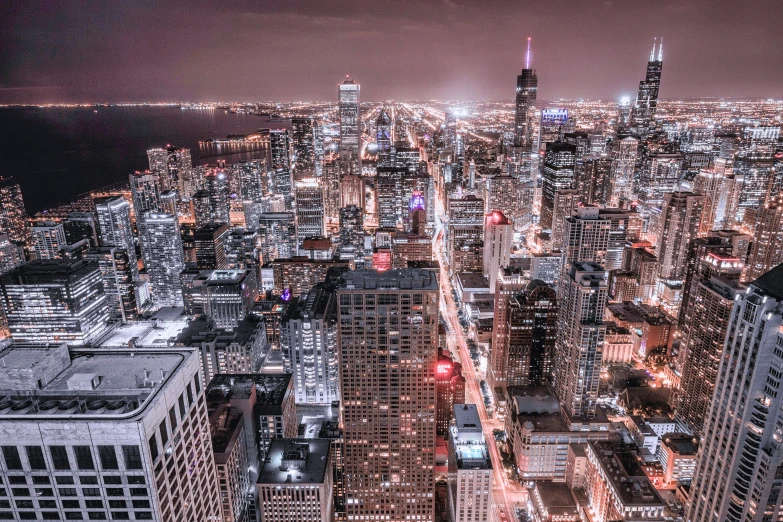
[0,106,266,214]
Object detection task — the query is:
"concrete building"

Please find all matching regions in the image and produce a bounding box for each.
[29,220,67,260]
[0,344,222,522]
[656,433,698,486]
[138,211,185,308]
[337,269,438,521]
[256,439,333,522]
[198,269,258,330]
[483,210,513,293]
[84,246,138,323]
[294,179,326,254]
[436,349,465,437]
[209,402,250,522]
[447,404,493,522]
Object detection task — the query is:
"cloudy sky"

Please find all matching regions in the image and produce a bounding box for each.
[1,0,781,103]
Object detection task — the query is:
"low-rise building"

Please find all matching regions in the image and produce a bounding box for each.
[656,433,698,486]
[528,481,580,522]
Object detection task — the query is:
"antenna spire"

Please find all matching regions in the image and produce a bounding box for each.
[526,37,531,69]
[650,38,657,61]
[658,37,663,61]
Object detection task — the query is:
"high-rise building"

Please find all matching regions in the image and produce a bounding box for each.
[339,77,361,175]
[208,401,250,522]
[63,212,99,247]
[447,404,494,522]
[194,222,229,270]
[541,141,577,230]
[0,233,25,274]
[29,220,67,260]
[488,267,526,390]
[447,194,485,270]
[268,129,291,171]
[85,246,138,322]
[224,227,259,273]
[561,205,611,270]
[657,192,705,281]
[514,38,538,150]
[599,208,642,271]
[291,117,316,176]
[196,269,258,329]
[746,192,783,281]
[629,39,663,137]
[236,159,264,203]
[269,257,350,297]
[539,108,571,150]
[204,168,230,224]
[436,348,465,437]
[339,205,364,263]
[550,188,580,250]
[0,176,28,244]
[674,265,743,436]
[506,280,558,387]
[376,108,392,154]
[483,211,513,293]
[258,212,297,263]
[94,196,140,286]
[337,269,438,521]
[272,167,294,211]
[256,439,334,522]
[609,136,639,206]
[129,170,161,214]
[0,259,110,345]
[294,179,326,254]
[554,262,608,421]
[322,161,342,227]
[280,282,340,405]
[486,172,523,222]
[138,211,185,308]
[0,344,222,522]
[147,146,193,193]
[688,264,783,522]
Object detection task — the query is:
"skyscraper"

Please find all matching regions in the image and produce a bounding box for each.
[147,145,193,193]
[291,117,316,176]
[29,220,67,260]
[85,246,138,322]
[609,136,639,205]
[280,282,340,405]
[258,212,297,263]
[138,211,185,308]
[629,38,663,137]
[746,192,783,281]
[561,205,611,270]
[294,179,326,254]
[339,77,361,175]
[194,222,229,270]
[376,108,392,153]
[129,170,162,214]
[506,280,558,387]
[513,37,538,150]
[657,191,705,281]
[483,210,513,293]
[236,159,264,203]
[540,141,577,230]
[0,176,28,244]
[204,168,230,224]
[688,263,783,522]
[95,195,143,307]
[447,404,493,522]
[488,267,526,390]
[339,205,364,263]
[0,259,110,345]
[554,262,608,421]
[337,269,438,521]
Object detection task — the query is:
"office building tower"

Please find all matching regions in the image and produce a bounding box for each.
[195,269,258,329]
[447,405,493,522]
[280,283,339,405]
[257,439,334,522]
[584,441,666,521]
[337,269,438,521]
[488,267,526,390]
[258,213,296,264]
[599,208,642,271]
[561,205,610,270]
[541,141,577,230]
[688,264,783,522]
[341,174,365,209]
[194,222,229,270]
[339,77,361,175]
[236,159,264,203]
[208,399,250,522]
[675,264,743,436]
[147,145,192,193]
[609,136,639,205]
[129,170,161,214]
[339,205,364,263]
[63,212,98,247]
[29,220,67,260]
[0,259,110,345]
[657,192,705,281]
[159,189,177,216]
[736,160,777,222]
[204,168,230,224]
[550,188,581,250]
[637,150,683,208]
[224,227,259,273]
[319,162,340,230]
[271,167,294,211]
[506,280,558,387]
[436,348,465,437]
[514,39,538,150]
[267,129,291,170]
[192,189,212,228]
[0,176,28,244]
[0,344,222,522]
[486,172,523,221]
[269,257,350,297]
[85,246,138,322]
[294,180,325,254]
[94,196,139,281]
[291,117,316,176]
[483,211,513,293]
[391,233,431,269]
[554,262,608,421]
[629,39,663,137]
[447,194,485,270]
[539,108,571,150]
[377,166,406,229]
[0,233,24,274]
[746,192,783,281]
[376,108,392,153]
[138,211,185,308]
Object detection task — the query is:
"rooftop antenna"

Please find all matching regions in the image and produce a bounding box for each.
[525,37,532,69]
[658,37,663,61]
[650,38,657,61]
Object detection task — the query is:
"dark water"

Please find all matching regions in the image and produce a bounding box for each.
[0,106,265,214]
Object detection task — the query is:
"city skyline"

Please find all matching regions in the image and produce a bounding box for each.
[2,0,783,104]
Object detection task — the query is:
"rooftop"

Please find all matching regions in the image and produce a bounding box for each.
[752,262,783,300]
[257,438,330,485]
[206,373,292,413]
[339,268,438,291]
[660,433,699,456]
[532,481,578,514]
[0,344,188,419]
[589,440,665,507]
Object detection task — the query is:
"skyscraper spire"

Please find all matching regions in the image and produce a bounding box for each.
[658,37,663,61]
[650,37,657,61]
[526,37,531,69]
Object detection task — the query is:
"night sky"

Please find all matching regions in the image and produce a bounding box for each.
[1,0,781,104]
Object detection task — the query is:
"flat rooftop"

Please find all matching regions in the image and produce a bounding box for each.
[456,271,490,290]
[257,438,330,485]
[0,344,189,418]
[101,310,191,347]
[589,440,665,507]
[206,373,292,413]
[661,433,699,456]
[532,481,578,513]
[339,268,438,291]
